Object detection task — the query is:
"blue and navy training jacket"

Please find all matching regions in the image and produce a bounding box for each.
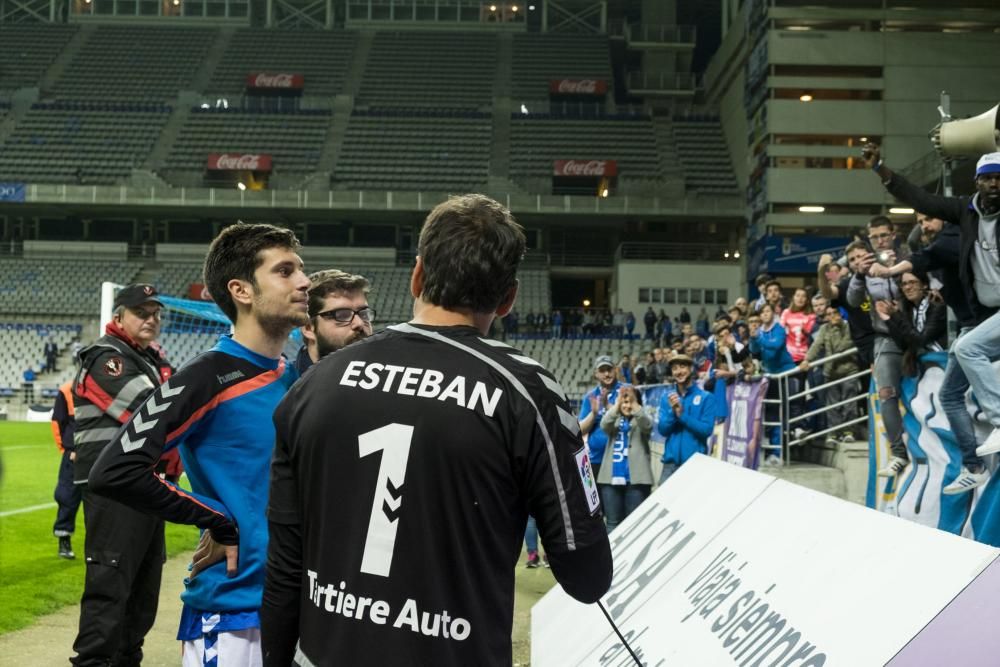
[89,335,298,618]
[657,384,716,465]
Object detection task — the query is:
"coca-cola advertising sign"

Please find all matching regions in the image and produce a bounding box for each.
[246,73,304,90]
[549,79,608,96]
[553,160,618,177]
[206,153,273,172]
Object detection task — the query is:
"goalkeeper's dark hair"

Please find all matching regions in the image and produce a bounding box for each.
[203,222,301,323]
[417,194,526,313]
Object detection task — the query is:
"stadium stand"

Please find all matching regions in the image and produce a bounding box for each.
[206,29,358,98]
[161,108,331,187]
[333,109,491,191]
[0,24,77,92]
[0,102,171,185]
[159,330,220,370]
[49,25,214,101]
[509,114,662,192]
[0,258,143,316]
[0,323,81,397]
[516,336,649,405]
[357,32,497,110]
[510,33,612,106]
[672,116,740,196]
[155,262,204,299]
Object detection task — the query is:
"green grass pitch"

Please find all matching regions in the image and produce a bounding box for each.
[0,422,199,634]
[0,422,556,662]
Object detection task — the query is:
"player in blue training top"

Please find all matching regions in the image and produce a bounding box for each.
[89,222,310,666]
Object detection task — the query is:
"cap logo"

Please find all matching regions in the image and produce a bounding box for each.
[143,286,153,295]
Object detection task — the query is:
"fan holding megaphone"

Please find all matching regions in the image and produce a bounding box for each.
[860,102,1000,499]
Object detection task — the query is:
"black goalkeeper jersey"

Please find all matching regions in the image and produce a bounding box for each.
[266,323,609,666]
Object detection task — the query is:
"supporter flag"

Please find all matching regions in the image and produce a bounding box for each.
[640,384,670,451]
[638,381,765,471]
[718,379,767,470]
[867,351,1000,546]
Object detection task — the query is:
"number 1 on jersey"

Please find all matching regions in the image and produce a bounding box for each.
[358,423,414,577]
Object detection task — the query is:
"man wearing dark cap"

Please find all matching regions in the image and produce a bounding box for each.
[578,354,622,479]
[70,283,175,667]
[656,354,715,484]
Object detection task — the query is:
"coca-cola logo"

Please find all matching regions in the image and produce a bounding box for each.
[207,153,273,172]
[559,79,597,94]
[246,72,304,90]
[553,160,618,177]
[549,78,607,96]
[217,154,260,170]
[255,73,293,88]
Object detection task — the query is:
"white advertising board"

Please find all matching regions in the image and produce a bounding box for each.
[532,455,998,666]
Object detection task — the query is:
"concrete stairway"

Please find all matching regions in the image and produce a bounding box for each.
[38,24,93,95]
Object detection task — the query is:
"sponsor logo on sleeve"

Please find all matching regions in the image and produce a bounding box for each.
[575,447,601,513]
[103,357,124,377]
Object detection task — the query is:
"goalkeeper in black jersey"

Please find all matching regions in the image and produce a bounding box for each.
[263,194,612,666]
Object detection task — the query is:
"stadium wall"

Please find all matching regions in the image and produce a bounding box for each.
[613,261,742,319]
[705,5,1000,234]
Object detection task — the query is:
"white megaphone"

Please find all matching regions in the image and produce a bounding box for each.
[931,104,1000,157]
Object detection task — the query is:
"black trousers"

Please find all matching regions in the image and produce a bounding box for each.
[71,487,165,667]
[53,450,82,536]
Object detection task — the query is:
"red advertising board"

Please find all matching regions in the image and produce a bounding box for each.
[548,79,608,96]
[246,73,305,90]
[188,283,213,301]
[206,153,273,172]
[552,159,618,177]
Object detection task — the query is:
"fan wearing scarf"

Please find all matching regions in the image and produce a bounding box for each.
[598,385,653,532]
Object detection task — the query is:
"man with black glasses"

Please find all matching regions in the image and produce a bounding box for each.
[295,269,374,374]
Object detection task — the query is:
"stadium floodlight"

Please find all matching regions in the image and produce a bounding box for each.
[520,104,529,114]
[799,205,825,213]
[528,4,535,9]
[889,207,915,215]
[799,93,813,102]
[237,182,247,191]
[734,250,741,259]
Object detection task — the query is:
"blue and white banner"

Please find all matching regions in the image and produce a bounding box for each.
[868,351,1000,546]
[0,183,26,202]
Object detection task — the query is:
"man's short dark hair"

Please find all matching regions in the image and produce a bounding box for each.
[417,194,526,313]
[868,215,893,231]
[203,222,301,323]
[765,280,782,292]
[307,269,370,319]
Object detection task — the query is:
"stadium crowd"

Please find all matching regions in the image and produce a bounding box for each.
[36,145,1000,664]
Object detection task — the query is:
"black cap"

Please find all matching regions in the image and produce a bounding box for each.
[114,284,163,309]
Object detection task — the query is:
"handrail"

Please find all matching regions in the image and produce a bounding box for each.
[761,346,873,465]
[765,347,859,380]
